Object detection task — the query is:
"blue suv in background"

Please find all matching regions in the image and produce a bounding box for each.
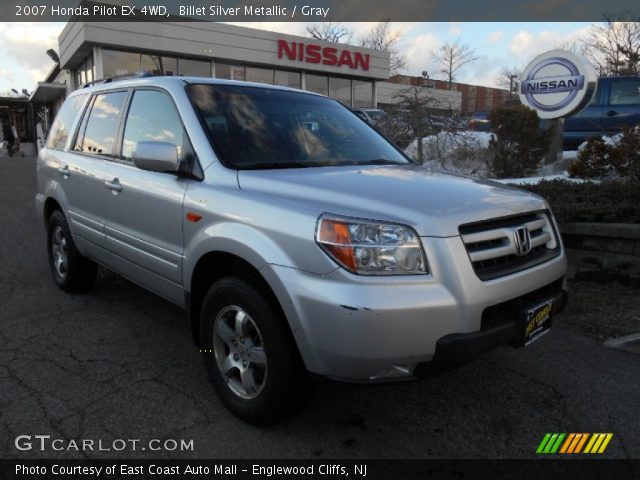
[564,76,640,149]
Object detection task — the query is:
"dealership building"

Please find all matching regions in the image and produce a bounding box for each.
[44,21,389,107]
[14,20,506,154]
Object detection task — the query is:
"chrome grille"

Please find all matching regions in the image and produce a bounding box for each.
[459,211,560,280]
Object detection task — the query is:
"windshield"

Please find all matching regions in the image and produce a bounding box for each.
[186,84,409,170]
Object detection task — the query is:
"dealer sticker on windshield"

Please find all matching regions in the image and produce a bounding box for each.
[522,298,554,346]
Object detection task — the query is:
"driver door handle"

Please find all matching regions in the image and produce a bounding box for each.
[606,110,619,116]
[57,165,70,177]
[104,178,123,192]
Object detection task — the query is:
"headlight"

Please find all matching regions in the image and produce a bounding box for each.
[315,214,428,275]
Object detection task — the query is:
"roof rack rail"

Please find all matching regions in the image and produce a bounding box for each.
[82,71,153,89]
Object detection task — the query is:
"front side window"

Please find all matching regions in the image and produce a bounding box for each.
[78,91,127,156]
[609,81,640,106]
[187,84,408,170]
[121,90,185,161]
[46,94,87,150]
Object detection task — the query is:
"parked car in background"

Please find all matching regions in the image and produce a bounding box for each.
[37,76,568,425]
[564,76,640,149]
[468,111,491,131]
[352,108,388,125]
[423,116,452,133]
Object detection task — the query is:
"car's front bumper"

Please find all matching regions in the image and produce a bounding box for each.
[262,235,568,382]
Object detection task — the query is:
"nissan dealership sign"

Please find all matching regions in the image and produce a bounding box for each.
[277,39,370,71]
[519,50,597,119]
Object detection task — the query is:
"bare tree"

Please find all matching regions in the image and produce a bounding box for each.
[306,21,406,75]
[432,40,478,88]
[358,21,407,75]
[496,66,522,94]
[554,39,588,57]
[382,87,441,164]
[582,13,640,75]
[306,22,353,44]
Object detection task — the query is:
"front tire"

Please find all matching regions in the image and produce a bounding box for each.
[47,210,97,293]
[200,277,312,425]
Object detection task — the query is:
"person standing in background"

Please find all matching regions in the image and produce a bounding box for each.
[1,113,17,156]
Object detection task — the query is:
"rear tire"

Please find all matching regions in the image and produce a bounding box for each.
[200,276,312,426]
[47,210,97,293]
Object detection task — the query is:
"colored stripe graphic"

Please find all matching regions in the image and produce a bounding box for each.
[537,433,613,454]
[559,433,575,453]
[536,433,552,454]
[574,433,589,453]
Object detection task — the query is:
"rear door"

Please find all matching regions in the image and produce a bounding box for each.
[101,88,192,305]
[48,90,128,258]
[603,78,640,133]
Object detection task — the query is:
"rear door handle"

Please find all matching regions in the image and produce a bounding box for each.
[104,178,123,192]
[57,165,70,177]
[606,110,619,116]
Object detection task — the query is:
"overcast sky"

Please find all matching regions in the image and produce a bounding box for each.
[0,22,594,95]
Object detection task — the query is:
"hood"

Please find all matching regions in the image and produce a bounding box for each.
[238,164,547,237]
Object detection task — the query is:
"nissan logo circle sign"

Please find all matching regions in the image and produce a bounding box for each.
[519,50,597,119]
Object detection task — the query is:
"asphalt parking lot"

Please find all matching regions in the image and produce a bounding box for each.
[1,156,639,460]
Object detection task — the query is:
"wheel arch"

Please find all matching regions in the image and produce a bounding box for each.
[188,251,292,349]
[43,197,63,225]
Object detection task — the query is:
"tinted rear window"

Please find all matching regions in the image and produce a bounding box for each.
[186,84,408,170]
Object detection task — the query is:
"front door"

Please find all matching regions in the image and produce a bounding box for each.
[102,89,192,305]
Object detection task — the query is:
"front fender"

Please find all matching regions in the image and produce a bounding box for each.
[183,222,298,291]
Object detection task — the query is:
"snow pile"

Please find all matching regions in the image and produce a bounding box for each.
[492,173,590,185]
[577,133,623,152]
[402,130,624,185]
[404,131,493,160]
[404,131,494,177]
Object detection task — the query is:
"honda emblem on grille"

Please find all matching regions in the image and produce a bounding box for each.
[513,227,532,256]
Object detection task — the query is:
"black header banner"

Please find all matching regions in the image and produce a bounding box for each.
[0,0,639,22]
[2,459,640,480]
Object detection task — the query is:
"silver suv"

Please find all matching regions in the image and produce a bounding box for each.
[36,77,568,425]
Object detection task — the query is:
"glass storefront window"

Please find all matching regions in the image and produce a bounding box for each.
[329,77,351,106]
[76,55,94,86]
[216,63,246,81]
[86,56,94,83]
[305,73,328,96]
[103,49,140,78]
[274,70,300,89]
[178,58,211,77]
[246,67,274,84]
[353,80,373,107]
[142,55,177,76]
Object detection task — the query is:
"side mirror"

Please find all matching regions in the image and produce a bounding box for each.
[132,141,179,173]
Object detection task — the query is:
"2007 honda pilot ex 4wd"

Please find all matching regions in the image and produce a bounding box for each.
[37,76,568,425]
